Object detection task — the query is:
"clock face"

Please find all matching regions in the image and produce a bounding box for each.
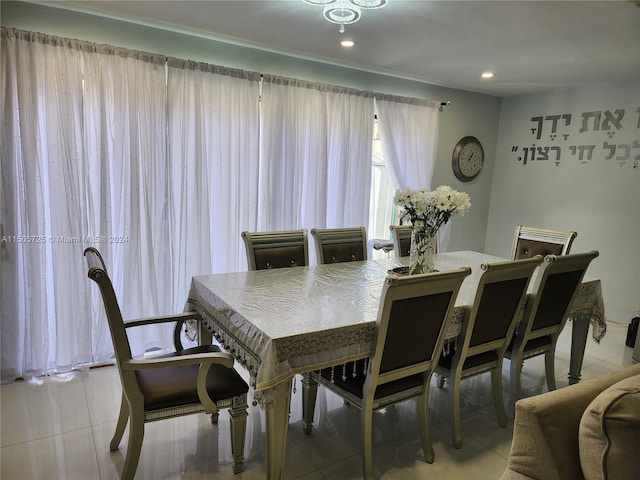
[452,136,484,181]
[459,143,482,176]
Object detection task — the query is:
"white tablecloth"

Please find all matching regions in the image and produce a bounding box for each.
[187,251,605,392]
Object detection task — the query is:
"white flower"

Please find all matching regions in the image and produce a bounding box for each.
[394,185,471,236]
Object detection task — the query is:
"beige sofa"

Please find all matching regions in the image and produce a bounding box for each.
[500,363,640,480]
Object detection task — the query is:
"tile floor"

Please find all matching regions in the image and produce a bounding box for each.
[1,321,636,480]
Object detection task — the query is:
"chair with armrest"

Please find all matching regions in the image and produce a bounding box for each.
[241,229,308,270]
[302,267,471,479]
[511,225,577,260]
[436,256,543,448]
[84,247,249,480]
[311,226,368,264]
[505,250,599,402]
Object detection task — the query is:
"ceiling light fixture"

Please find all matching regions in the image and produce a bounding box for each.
[304,0,387,33]
[481,72,496,79]
[341,39,356,47]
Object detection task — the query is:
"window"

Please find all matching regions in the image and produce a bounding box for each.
[368,119,396,257]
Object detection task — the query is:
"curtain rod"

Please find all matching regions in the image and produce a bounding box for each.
[5,28,453,111]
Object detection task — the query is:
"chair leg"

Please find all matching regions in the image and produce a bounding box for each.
[450,372,463,449]
[121,408,144,480]
[491,366,507,428]
[110,393,129,451]
[301,373,318,435]
[544,351,557,392]
[417,389,435,464]
[361,402,375,480]
[230,394,248,474]
[509,354,523,405]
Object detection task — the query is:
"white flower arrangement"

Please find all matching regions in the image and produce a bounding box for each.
[393,185,471,237]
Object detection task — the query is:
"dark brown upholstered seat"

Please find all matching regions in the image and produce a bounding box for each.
[435,256,543,448]
[311,226,367,264]
[241,229,309,270]
[511,225,577,260]
[505,250,599,402]
[84,247,249,479]
[302,267,471,480]
[136,344,248,411]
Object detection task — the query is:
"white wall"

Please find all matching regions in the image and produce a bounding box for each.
[485,82,640,324]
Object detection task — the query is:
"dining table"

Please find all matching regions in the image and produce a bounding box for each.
[185,251,605,480]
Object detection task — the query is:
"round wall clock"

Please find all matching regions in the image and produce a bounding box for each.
[452,136,484,182]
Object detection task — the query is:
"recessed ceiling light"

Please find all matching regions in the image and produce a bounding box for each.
[481,72,495,79]
[341,40,356,47]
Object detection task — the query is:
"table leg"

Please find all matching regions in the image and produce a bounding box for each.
[263,378,292,480]
[199,321,213,345]
[301,373,318,435]
[569,317,590,384]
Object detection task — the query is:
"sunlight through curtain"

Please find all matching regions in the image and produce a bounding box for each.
[1,27,440,381]
[374,96,444,248]
[2,30,90,380]
[1,29,171,380]
[166,59,260,300]
[375,95,440,190]
[81,44,170,361]
[258,75,374,251]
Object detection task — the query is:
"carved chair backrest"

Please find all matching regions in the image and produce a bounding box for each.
[365,268,471,392]
[389,225,412,258]
[311,227,368,264]
[390,225,439,258]
[511,225,577,260]
[84,247,132,366]
[520,251,599,340]
[241,229,309,270]
[461,257,542,358]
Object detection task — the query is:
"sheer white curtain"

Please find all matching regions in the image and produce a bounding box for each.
[2,27,420,382]
[82,45,171,359]
[374,96,446,247]
[1,29,171,381]
[2,30,90,380]
[375,95,440,190]
[258,76,374,248]
[166,59,260,296]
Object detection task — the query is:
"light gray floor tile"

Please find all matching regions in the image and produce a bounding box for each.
[0,320,632,479]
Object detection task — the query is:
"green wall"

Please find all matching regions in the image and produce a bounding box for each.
[486,83,640,323]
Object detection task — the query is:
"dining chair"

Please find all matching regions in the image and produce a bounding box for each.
[389,224,439,258]
[505,250,599,402]
[311,226,368,264]
[241,229,309,270]
[84,247,249,479]
[511,225,577,260]
[435,256,543,448]
[389,224,412,258]
[302,267,472,479]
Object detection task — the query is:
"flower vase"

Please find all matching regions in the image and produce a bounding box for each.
[409,230,436,275]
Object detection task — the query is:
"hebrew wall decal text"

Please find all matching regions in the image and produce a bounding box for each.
[512,106,640,167]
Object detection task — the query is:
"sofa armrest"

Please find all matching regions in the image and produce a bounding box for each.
[501,364,640,480]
